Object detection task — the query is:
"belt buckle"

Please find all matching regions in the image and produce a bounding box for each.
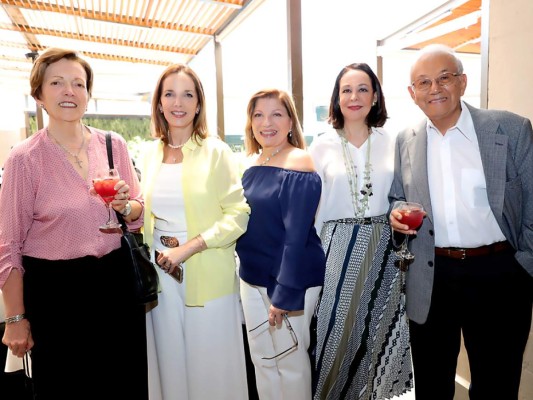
[160,235,179,248]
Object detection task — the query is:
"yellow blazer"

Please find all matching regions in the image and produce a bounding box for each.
[141,136,250,306]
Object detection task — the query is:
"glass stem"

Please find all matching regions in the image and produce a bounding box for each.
[399,236,408,257]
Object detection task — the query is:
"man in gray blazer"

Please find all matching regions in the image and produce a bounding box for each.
[389,44,533,400]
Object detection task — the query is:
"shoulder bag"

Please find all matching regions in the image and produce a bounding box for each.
[105,132,159,305]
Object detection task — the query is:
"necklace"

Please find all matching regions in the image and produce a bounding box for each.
[48,125,85,168]
[260,147,282,166]
[168,142,185,149]
[339,128,373,217]
[167,131,187,149]
[167,141,185,163]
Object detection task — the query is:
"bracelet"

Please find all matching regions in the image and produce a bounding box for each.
[5,314,26,324]
[121,201,132,217]
[195,235,205,251]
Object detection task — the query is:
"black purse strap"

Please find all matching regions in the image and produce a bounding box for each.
[104,132,128,232]
[105,132,115,169]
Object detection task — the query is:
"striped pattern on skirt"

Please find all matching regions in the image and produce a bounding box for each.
[314,215,413,400]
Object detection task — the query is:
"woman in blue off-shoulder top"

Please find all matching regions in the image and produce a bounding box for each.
[236,89,325,400]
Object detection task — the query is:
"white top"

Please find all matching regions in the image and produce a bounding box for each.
[427,101,505,247]
[309,127,395,234]
[151,163,187,244]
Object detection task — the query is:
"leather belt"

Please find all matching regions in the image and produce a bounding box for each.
[435,241,513,260]
[160,235,179,248]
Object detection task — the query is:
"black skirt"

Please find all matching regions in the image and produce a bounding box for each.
[23,247,148,400]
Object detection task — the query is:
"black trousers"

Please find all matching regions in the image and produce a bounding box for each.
[409,249,532,400]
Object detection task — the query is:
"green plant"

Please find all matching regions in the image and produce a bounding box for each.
[28,114,152,140]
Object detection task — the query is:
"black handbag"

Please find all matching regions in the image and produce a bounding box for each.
[105,133,159,305]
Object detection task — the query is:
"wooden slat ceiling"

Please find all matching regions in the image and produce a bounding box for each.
[0,0,483,86]
[377,0,482,55]
[0,0,248,68]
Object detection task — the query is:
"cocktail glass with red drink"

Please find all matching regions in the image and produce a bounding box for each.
[93,168,122,232]
[392,201,424,265]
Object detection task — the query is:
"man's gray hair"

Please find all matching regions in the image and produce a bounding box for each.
[413,44,464,74]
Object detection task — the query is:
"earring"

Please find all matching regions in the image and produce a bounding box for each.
[196,108,200,115]
[372,100,377,107]
[39,103,44,109]
[288,130,293,138]
[159,106,163,114]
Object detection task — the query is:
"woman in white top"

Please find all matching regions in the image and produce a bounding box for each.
[142,64,250,400]
[309,63,413,400]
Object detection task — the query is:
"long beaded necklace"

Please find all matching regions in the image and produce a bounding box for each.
[48,125,86,168]
[259,147,282,166]
[339,128,373,218]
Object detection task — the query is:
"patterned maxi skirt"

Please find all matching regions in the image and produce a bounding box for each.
[314,215,413,400]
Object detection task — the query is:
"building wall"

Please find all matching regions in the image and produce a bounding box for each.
[454,1,533,399]
[0,78,28,168]
[489,1,532,399]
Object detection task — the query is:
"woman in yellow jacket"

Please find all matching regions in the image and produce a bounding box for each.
[142,64,250,400]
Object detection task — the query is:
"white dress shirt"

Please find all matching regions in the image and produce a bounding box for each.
[427,101,506,247]
[309,127,395,235]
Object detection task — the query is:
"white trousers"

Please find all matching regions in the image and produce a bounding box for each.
[240,279,321,400]
[147,265,248,400]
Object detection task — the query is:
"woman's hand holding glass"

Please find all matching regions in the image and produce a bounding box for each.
[91,168,131,232]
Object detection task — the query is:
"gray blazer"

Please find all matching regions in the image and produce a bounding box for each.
[389,103,533,324]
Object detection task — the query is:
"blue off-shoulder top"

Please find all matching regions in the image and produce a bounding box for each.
[236,166,326,311]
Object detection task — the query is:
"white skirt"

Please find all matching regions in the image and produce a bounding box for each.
[146,230,248,400]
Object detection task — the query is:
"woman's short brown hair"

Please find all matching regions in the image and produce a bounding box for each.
[29,48,93,100]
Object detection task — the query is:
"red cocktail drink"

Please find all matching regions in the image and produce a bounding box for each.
[93,168,122,232]
[392,201,425,268]
[93,178,119,204]
[399,208,424,230]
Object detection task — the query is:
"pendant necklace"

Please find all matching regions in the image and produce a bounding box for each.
[168,145,183,163]
[260,147,283,166]
[48,125,86,168]
[167,133,188,162]
[339,128,373,218]
[167,131,188,150]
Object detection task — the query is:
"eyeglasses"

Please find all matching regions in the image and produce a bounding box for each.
[411,72,462,92]
[248,314,299,360]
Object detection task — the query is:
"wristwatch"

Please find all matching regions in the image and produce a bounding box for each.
[121,201,132,217]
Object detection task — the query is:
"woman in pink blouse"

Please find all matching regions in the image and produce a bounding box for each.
[0,48,148,399]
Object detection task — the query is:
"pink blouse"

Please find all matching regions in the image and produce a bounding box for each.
[0,127,144,287]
